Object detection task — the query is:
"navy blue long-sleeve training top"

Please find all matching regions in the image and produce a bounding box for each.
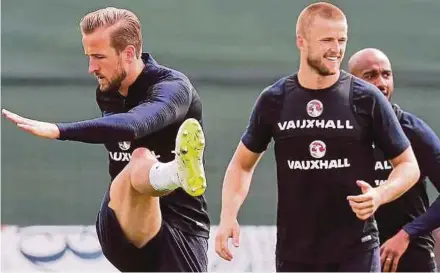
[399,109,440,238]
[56,53,210,237]
[373,104,440,255]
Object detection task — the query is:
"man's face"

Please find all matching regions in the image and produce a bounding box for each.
[302,17,348,76]
[82,28,127,92]
[352,54,394,100]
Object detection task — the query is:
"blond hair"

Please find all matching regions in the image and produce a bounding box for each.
[296,2,346,37]
[80,7,142,58]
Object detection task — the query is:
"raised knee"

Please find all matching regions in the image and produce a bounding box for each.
[129,148,157,175]
[131,147,153,161]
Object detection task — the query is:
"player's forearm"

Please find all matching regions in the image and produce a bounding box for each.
[403,197,440,238]
[56,114,141,143]
[376,161,420,205]
[220,163,254,222]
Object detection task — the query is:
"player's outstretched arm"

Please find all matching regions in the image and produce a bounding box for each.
[2,81,191,143]
[215,142,263,261]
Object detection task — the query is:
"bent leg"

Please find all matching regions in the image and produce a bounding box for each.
[96,188,162,272]
[106,118,207,248]
[108,147,164,248]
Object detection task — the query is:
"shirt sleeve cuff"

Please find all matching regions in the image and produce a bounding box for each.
[55,123,69,140]
[402,224,419,240]
[241,136,266,154]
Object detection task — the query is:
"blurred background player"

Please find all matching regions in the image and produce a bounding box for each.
[215,2,420,272]
[349,48,440,272]
[2,7,210,272]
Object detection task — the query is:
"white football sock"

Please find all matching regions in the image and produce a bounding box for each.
[149,161,181,191]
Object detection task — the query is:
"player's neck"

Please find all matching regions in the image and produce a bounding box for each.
[119,59,146,96]
[297,64,340,90]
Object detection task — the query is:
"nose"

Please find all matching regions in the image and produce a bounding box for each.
[88,59,98,74]
[330,40,341,55]
[335,42,341,53]
[376,76,387,91]
[325,44,340,60]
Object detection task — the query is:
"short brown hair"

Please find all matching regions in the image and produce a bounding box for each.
[80,7,142,58]
[296,2,346,37]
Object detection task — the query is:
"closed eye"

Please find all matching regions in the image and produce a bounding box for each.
[87,54,106,60]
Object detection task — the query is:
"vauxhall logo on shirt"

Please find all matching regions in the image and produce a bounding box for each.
[109,141,132,162]
[287,140,351,170]
[118,141,131,151]
[277,99,354,131]
[109,142,164,162]
[307,99,324,118]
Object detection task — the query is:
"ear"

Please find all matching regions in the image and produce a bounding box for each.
[123,45,136,63]
[296,35,305,50]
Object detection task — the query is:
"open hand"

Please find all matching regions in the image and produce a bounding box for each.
[2,109,60,139]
